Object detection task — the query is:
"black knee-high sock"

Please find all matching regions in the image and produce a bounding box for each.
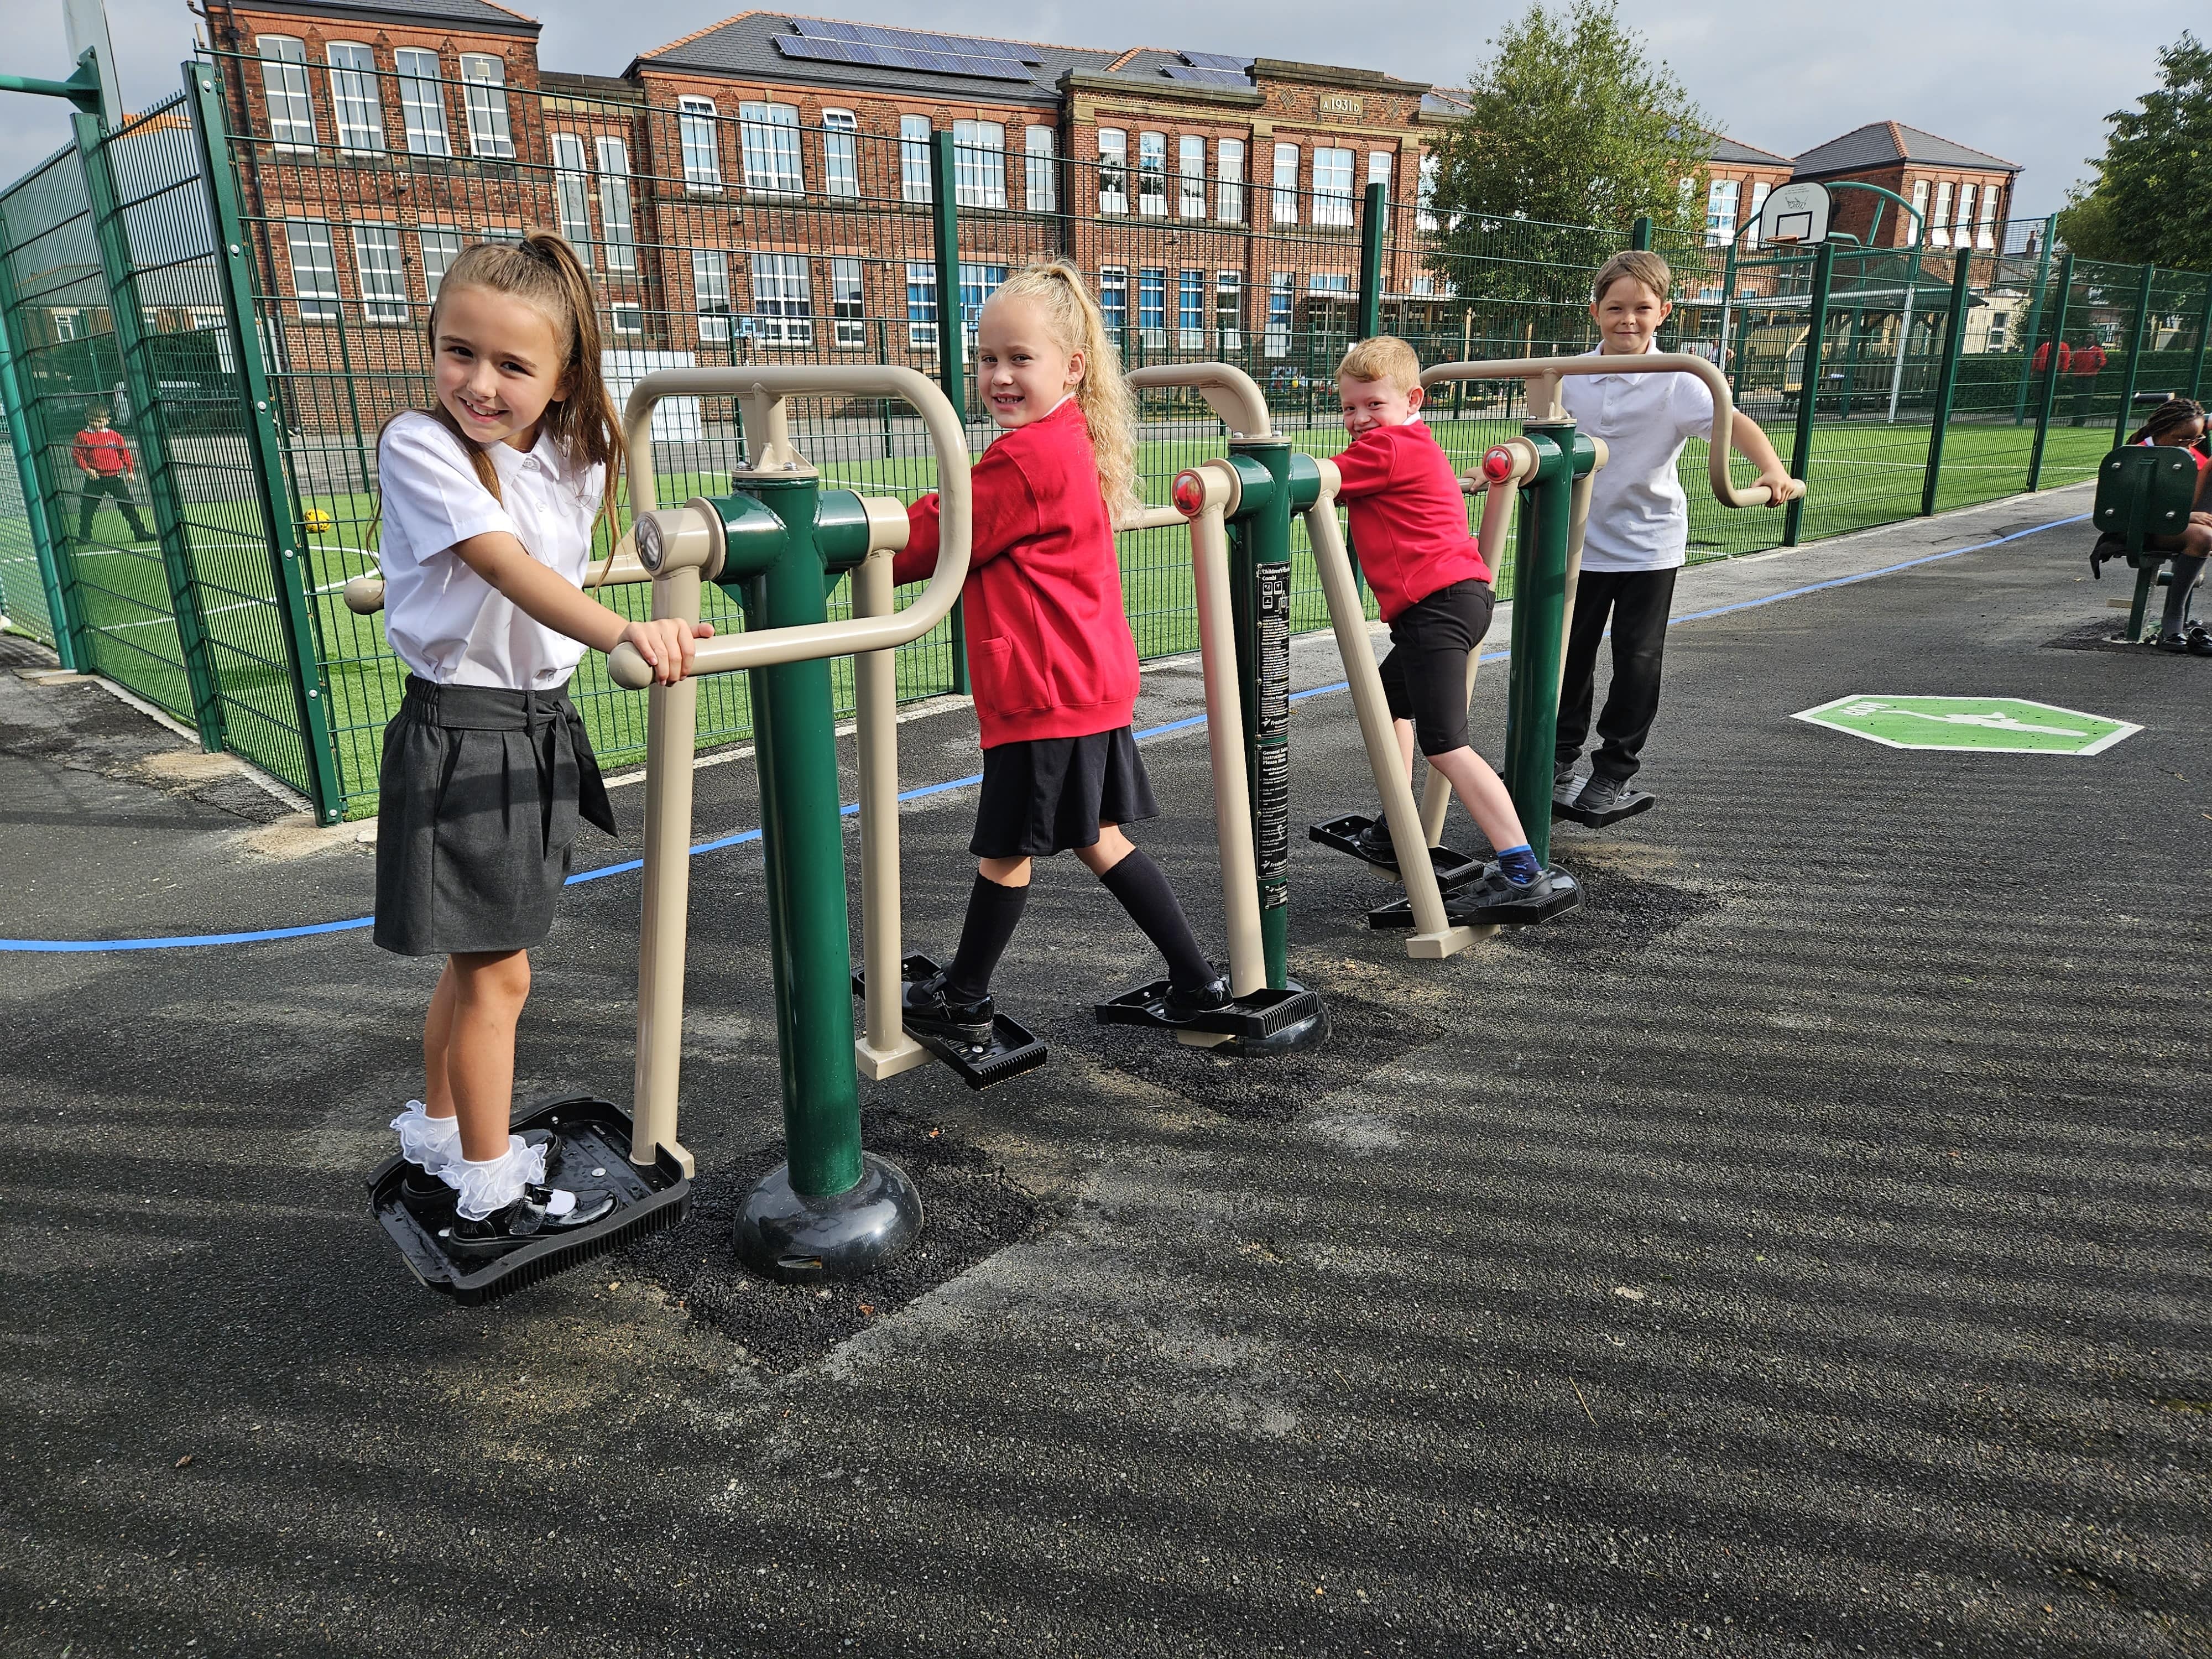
[945,874,1028,1001]
[1099,848,1214,990]
[2161,555,2205,637]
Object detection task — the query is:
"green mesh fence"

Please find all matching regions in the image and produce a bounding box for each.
[0,425,52,643]
[0,140,196,717]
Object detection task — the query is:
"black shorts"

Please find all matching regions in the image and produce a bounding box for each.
[1379,579,1496,756]
[970,727,1159,859]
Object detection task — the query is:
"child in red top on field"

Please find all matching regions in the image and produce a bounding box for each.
[1329,335,1559,896]
[72,404,151,542]
[891,258,1229,1045]
[2090,395,2212,653]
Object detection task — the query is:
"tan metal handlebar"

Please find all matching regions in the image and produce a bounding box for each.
[604,365,973,688]
[340,545,653,617]
[1126,363,1273,441]
[1418,352,1797,510]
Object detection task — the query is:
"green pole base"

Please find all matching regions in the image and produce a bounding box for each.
[732,1153,922,1284]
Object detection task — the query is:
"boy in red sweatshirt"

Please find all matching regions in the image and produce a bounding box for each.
[1331,336,1557,894]
[72,405,152,542]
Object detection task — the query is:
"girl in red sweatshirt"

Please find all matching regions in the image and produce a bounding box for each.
[892,259,1227,1045]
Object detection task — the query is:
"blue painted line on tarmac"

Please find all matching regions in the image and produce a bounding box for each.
[0,510,2090,954]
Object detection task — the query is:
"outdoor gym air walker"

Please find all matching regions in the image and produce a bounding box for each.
[1308,352,1792,945]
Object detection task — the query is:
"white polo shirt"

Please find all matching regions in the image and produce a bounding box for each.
[375,411,605,689]
[1559,349,1714,574]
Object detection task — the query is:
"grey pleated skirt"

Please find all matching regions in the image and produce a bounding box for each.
[373,677,616,957]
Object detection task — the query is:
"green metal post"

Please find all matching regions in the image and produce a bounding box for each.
[2187,275,2212,406]
[930,128,969,696]
[2112,263,2156,447]
[2026,253,2073,491]
[1919,248,1975,517]
[1630,216,1653,252]
[2012,216,2056,424]
[186,63,346,822]
[1357,181,1386,340]
[1783,241,1835,546]
[0,227,76,667]
[72,109,224,751]
[1501,427,1589,867]
[732,476,864,1200]
[1228,439,1295,990]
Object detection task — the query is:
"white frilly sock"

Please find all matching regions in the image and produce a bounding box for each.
[390,1101,461,1176]
[452,1135,576,1222]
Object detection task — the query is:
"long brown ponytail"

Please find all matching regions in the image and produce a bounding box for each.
[398,231,625,574]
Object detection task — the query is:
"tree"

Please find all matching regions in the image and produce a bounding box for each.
[1424,0,1711,326]
[2063,32,2212,272]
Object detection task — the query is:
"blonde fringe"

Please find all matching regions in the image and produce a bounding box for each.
[990,259,1139,525]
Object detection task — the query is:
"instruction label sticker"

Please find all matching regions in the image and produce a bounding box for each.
[1255,563,1291,735]
[1792,695,2141,755]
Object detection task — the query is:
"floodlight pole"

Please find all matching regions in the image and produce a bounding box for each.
[0,49,105,115]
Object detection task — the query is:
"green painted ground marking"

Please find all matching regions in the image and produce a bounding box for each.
[1792,695,2141,756]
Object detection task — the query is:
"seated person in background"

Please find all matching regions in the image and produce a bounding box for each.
[2091,397,2212,655]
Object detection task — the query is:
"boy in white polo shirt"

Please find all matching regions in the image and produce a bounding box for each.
[1554,250,1799,821]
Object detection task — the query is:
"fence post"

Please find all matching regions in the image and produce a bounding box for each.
[2012,215,2056,425]
[2111,262,2156,446]
[1919,248,1974,517]
[2026,252,2073,491]
[184,61,347,822]
[1782,241,1834,547]
[0,233,78,667]
[1630,215,1653,252]
[72,109,225,751]
[1357,181,1386,340]
[2188,274,2212,406]
[929,128,968,696]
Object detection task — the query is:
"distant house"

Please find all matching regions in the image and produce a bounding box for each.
[1789,121,2020,251]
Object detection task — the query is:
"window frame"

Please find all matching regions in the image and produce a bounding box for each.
[1312,147,1354,229]
[1178,267,1205,349]
[284,220,340,322]
[1097,265,1129,341]
[596,137,635,273]
[418,228,465,302]
[693,248,732,343]
[1024,125,1055,213]
[1097,128,1128,216]
[1215,138,1244,225]
[351,223,408,324]
[1272,143,1300,226]
[1704,177,1740,247]
[1178,135,1206,221]
[823,108,859,199]
[257,36,316,152]
[325,41,385,155]
[1975,185,2000,249]
[829,255,865,349]
[458,53,514,160]
[680,96,724,194]
[549,132,593,263]
[1264,272,1294,357]
[1214,270,1241,350]
[953,121,1006,210]
[739,101,805,196]
[905,259,938,349]
[1138,266,1166,347]
[749,251,813,346]
[1953,182,1977,246]
[393,48,450,158]
[609,302,644,337]
[900,115,932,204]
[1930,180,1954,247]
[1137,131,1168,218]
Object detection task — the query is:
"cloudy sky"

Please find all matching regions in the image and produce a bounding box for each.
[3,0,2190,218]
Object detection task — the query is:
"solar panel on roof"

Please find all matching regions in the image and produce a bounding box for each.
[1179,50,1251,71]
[775,35,1036,81]
[1161,66,1251,86]
[794,17,1036,62]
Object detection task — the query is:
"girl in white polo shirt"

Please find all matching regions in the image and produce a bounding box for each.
[1556,249,1799,821]
[373,233,707,1255]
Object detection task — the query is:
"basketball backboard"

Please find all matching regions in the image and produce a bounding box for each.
[1756,182,1832,247]
[62,0,122,128]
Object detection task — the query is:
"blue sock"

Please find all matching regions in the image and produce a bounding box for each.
[1496,843,1542,885]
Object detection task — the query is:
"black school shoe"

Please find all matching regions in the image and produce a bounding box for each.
[1573,774,1635,815]
[2189,625,2212,657]
[446,1183,617,1258]
[1165,972,1233,1020]
[399,1128,554,1215]
[1350,815,1396,860]
[902,971,995,1047]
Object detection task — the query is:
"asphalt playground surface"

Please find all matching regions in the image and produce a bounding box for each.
[3,478,2208,1658]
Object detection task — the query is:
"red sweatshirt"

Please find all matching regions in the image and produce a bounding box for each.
[894,398,1139,749]
[1329,420,1491,622]
[73,427,134,477]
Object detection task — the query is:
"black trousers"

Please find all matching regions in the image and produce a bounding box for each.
[78,473,147,539]
[1555,566,1676,785]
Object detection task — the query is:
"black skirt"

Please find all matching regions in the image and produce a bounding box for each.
[373,678,616,957]
[970,727,1159,858]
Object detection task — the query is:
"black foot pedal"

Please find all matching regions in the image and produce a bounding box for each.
[1552,778,1657,829]
[851,952,1047,1091]
[1095,971,1326,1044]
[1368,864,1583,929]
[365,1094,691,1306]
[1309,813,1484,890]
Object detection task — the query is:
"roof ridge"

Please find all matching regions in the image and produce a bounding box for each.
[638,9,764,61]
[1885,118,1906,161]
[474,0,541,24]
[1893,119,2020,170]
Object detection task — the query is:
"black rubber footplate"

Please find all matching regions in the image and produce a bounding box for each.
[850,952,1047,1090]
[1552,779,1657,829]
[366,1094,691,1306]
[1308,813,1485,890]
[1367,864,1583,929]
[1095,972,1326,1040]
